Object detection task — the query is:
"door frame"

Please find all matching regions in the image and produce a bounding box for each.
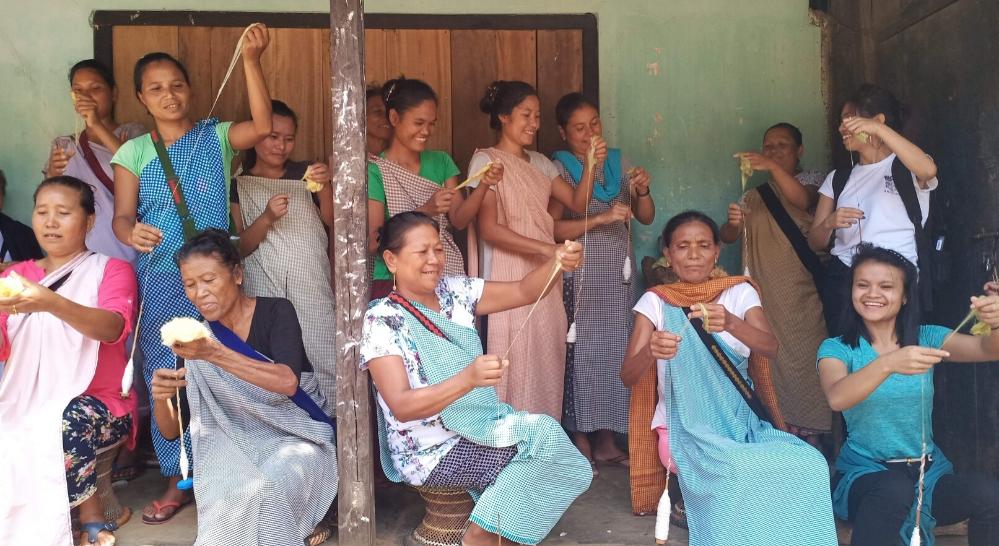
[92,11,599,104]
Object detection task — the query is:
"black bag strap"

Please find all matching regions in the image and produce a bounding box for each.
[756,183,825,289]
[682,307,773,425]
[388,291,451,342]
[891,157,934,308]
[831,165,852,207]
[149,130,199,241]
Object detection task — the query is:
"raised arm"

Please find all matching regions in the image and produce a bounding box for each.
[939,294,999,363]
[226,25,273,151]
[819,345,948,411]
[448,163,503,230]
[843,116,937,186]
[476,240,582,316]
[549,137,605,213]
[620,312,681,387]
[628,167,656,225]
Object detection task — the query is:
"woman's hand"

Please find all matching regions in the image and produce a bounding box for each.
[822,207,865,231]
[0,274,58,315]
[419,188,457,216]
[460,355,509,388]
[628,167,651,194]
[737,151,779,173]
[598,203,631,226]
[170,337,221,362]
[971,294,999,329]
[726,203,744,229]
[842,116,885,141]
[883,345,949,375]
[151,367,187,401]
[241,23,270,62]
[480,162,504,187]
[73,92,102,129]
[588,135,608,167]
[130,222,163,253]
[46,145,74,177]
[305,162,331,187]
[556,240,584,273]
[264,193,290,223]
[688,303,731,334]
[984,281,999,297]
[649,331,681,360]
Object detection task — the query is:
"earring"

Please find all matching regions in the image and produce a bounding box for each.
[392,273,397,291]
[665,260,671,269]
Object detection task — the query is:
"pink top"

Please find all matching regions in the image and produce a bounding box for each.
[0,258,138,420]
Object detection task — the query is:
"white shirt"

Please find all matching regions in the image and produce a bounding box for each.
[633,282,762,430]
[467,150,559,280]
[818,153,937,267]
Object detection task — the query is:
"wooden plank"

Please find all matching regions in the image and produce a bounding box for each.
[329,0,375,544]
[208,27,251,124]
[381,29,453,154]
[267,28,326,163]
[536,30,583,156]
[449,29,537,173]
[363,29,388,88]
[178,27,214,121]
[112,26,179,131]
[322,28,334,162]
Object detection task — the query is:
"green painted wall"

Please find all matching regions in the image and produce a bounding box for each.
[1,0,826,270]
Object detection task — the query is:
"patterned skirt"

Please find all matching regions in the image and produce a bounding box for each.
[423,438,518,491]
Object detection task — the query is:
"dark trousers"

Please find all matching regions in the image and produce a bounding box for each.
[842,462,999,546]
[821,257,851,337]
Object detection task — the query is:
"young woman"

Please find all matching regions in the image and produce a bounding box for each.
[366,85,391,156]
[818,245,999,545]
[110,25,272,524]
[549,92,655,474]
[151,229,337,546]
[0,177,137,546]
[720,122,832,441]
[621,211,837,546]
[366,77,501,298]
[361,212,590,546]
[470,81,599,419]
[45,59,146,263]
[230,99,337,407]
[810,84,938,335]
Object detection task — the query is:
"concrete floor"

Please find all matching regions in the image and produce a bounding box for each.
[111,465,967,546]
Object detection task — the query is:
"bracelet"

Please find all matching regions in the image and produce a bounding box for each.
[635,187,651,197]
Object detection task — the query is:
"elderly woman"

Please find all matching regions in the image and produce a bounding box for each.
[0,176,137,546]
[361,212,591,546]
[818,245,999,545]
[621,211,837,545]
[149,229,337,546]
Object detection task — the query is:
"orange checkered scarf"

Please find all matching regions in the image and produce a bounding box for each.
[627,275,786,514]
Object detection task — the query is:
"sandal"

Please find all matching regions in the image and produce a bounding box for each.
[589,459,599,478]
[79,521,115,545]
[141,498,190,525]
[111,464,143,483]
[595,454,630,467]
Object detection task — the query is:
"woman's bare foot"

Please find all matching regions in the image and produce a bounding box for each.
[462,523,518,546]
[591,429,629,466]
[141,476,192,523]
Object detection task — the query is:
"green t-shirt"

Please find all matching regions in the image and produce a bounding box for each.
[368,150,460,280]
[111,121,236,180]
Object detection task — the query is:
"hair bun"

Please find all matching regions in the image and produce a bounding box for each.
[479,81,503,115]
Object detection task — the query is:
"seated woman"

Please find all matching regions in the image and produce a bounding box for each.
[150,229,337,546]
[0,176,137,546]
[621,211,837,545]
[818,245,999,546]
[361,212,591,546]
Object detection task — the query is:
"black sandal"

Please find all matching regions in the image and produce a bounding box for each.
[79,521,115,544]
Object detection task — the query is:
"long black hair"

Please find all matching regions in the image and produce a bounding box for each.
[554,92,599,128]
[839,244,922,348]
[850,83,907,131]
[242,100,298,172]
[69,59,116,88]
[382,77,437,117]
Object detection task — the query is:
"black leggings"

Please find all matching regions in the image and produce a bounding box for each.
[842,462,999,545]
[821,257,851,337]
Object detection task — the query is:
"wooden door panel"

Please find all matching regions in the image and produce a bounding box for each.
[112,26,180,130]
[537,30,583,156]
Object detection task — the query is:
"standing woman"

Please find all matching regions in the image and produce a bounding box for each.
[110,26,272,524]
[366,77,501,299]
[45,59,145,263]
[720,122,832,441]
[549,92,655,472]
[470,81,599,418]
[818,245,999,545]
[809,84,938,335]
[230,99,337,408]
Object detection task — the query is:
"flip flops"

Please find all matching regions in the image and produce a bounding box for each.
[141,498,191,525]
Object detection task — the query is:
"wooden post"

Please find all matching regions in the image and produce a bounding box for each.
[330,1,375,545]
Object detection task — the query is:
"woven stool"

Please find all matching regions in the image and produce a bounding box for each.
[95,440,131,527]
[404,487,474,546]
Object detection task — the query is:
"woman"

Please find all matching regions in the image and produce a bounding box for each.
[149,229,337,546]
[230,99,337,407]
[0,176,137,546]
[818,245,999,545]
[45,59,146,263]
[0,169,43,265]
[366,77,501,298]
[810,84,938,335]
[361,212,591,546]
[621,211,837,545]
[366,85,391,156]
[470,81,599,418]
[548,92,655,474]
[720,122,832,441]
[110,26,272,524]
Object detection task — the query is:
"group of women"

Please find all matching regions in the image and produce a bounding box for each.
[2,20,999,546]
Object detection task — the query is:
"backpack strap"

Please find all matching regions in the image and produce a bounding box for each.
[831,164,853,208]
[891,157,934,308]
[149,130,199,241]
[756,183,825,289]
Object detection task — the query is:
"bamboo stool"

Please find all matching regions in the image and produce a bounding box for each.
[404,487,475,546]
[95,440,131,527]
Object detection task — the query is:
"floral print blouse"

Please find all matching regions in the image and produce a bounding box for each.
[360,276,484,485]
